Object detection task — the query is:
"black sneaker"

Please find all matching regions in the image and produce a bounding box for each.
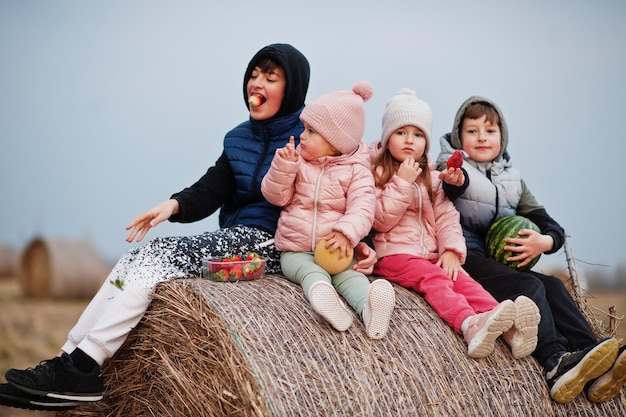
[5,353,103,402]
[0,382,79,411]
[547,338,619,403]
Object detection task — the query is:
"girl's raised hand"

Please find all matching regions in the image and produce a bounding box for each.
[275,136,300,162]
[397,158,422,183]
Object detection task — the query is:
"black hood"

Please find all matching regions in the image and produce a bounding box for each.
[242,43,310,119]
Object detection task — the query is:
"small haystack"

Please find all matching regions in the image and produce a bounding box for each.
[56,275,625,417]
[0,245,18,278]
[19,237,110,299]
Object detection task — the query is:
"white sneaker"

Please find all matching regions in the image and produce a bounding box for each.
[362,279,395,339]
[308,281,353,331]
[464,300,515,358]
[503,295,541,359]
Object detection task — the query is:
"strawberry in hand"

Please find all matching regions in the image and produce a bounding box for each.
[447,149,464,169]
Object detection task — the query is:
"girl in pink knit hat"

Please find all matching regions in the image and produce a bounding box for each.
[370,89,540,358]
[262,81,395,339]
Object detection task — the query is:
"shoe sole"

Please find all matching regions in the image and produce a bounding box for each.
[7,381,103,402]
[509,296,541,359]
[48,391,103,402]
[468,300,515,359]
[0,383,79,411]
[364,280,395,339]
[550,338,619,403]
[588,348,626,402]
[309,282,354,331]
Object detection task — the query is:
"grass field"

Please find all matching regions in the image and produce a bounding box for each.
[0,276,624,416]
[581,289,626,342]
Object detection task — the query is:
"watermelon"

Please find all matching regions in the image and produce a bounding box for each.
[485,215,541,271]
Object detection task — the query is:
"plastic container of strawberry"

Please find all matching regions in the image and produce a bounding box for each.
[201,252,266,282]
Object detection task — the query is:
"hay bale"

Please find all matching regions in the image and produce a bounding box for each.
[19,237,110,299]
[0,245,18,278]
[56,276,626,417]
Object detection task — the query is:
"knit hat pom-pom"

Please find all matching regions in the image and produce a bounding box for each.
[396,88,417,98]
[352,81,374,102]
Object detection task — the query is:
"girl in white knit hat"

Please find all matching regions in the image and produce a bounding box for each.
[370,89,540,358]
[262,81,395,339]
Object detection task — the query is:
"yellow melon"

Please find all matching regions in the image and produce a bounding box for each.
[314,239,354,275]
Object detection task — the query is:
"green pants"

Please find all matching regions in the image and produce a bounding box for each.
[280,251,370,315]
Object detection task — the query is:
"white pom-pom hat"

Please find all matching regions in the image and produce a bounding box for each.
[300,81,374,155]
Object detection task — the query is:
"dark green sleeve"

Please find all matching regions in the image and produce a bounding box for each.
[517,180,565,254]
[516,180,543,214]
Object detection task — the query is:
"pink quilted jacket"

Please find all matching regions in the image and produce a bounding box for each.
[261,141,376,252]
[371,164,467,262]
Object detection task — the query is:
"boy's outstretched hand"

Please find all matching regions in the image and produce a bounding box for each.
[438,167,465,186]
[275,136,299,162]
[125,198,180,243]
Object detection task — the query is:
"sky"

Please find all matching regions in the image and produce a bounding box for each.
[1,0,625,286]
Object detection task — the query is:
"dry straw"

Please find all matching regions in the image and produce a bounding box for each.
[57,274,625,417]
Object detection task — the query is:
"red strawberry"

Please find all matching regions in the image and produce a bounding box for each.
[215,269,229,282]
[230,266,243,280]
[243,263,256,277]
[447,150,463,169]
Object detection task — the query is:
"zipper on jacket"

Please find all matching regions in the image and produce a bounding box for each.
[414,182,427,257]
[486,170,500,224]
[230,125,269,227]
[311,166,324,251]
[251,125,271,191]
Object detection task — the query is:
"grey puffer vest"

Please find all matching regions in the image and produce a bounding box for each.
[438,134,522,251]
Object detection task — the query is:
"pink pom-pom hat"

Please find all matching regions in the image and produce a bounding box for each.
[300,81,374,155]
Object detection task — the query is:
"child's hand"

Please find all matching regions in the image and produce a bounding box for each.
[321,232,352,260]
[438,167,464,186]
[275,136,299,162]
[353,242,376,275]
[125,199,180,243]
[397,158,422,183]
[503,229,554,269]
[436,250,462,281]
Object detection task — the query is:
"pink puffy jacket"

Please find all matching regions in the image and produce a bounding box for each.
[372,163,467,262]
[261,140,376,252]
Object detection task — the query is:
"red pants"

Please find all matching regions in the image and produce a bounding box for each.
[374,254,498,333]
